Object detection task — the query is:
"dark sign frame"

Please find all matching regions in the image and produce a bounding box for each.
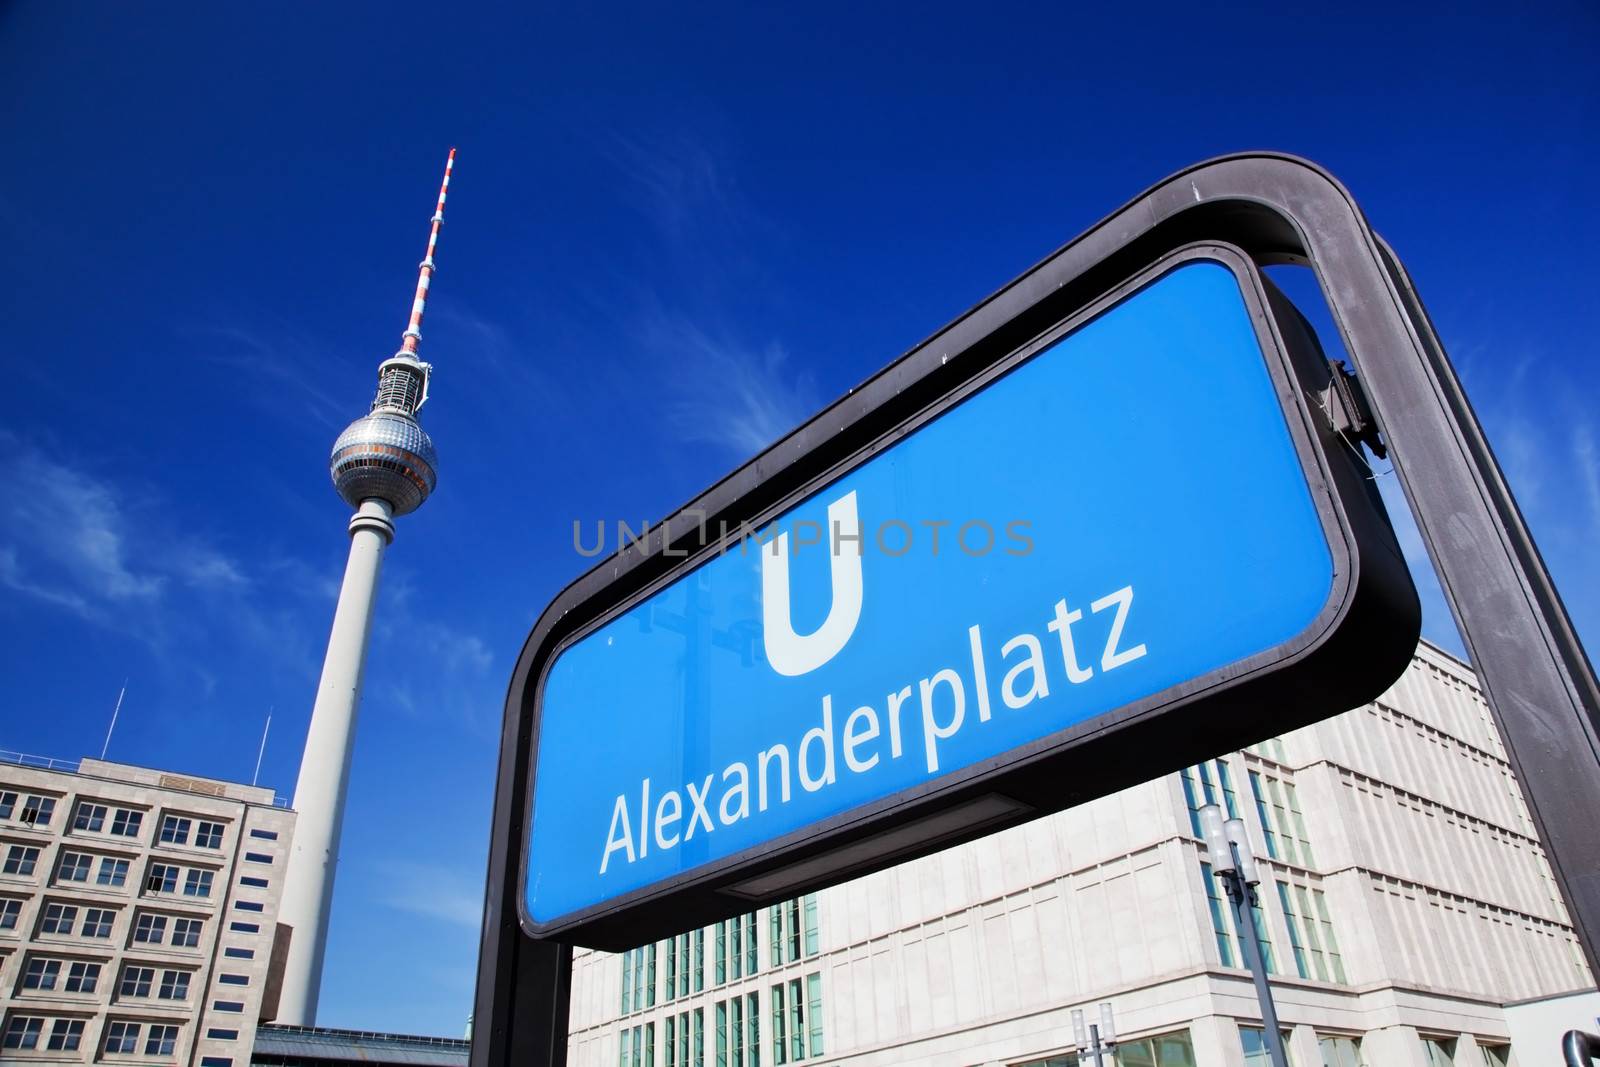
[471,154,1600,1067]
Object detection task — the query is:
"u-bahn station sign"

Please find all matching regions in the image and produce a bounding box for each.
[474,154,1600,1066]
[524,249,1414,942]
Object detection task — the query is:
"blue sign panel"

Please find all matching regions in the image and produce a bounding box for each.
[526,260,1334,926]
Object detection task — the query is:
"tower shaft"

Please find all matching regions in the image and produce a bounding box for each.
[277,500,393,1024]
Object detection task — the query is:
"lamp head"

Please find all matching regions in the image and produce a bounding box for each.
[1224,817,1261,885]
[1198,804,1236,874]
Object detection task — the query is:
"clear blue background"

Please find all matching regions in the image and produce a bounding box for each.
[530,262,1335,922]
[0,1,1594,1035]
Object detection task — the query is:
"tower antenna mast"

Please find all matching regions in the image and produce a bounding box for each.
[278,149,455,1025]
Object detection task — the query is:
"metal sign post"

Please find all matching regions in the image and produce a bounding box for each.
[471,154,1600,1067]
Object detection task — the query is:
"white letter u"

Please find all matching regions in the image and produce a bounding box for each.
[761,490,863,676]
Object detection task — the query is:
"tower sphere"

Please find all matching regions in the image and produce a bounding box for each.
[329,411,438,515]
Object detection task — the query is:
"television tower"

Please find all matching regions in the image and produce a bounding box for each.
[277,149,455,1025]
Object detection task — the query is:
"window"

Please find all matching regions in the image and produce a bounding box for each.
[196,821,224,848]
[1251,773,1315,867]
[24,956,63,989]
[121,965,155,997]
[212,1000,244,1013]
[234,900,264,912]
[160,816,191,845]
[805,973,823,1057]
[1309,888,1348,983]
[724,996,752,1067]
[621,944,656,1014]
[105,1020,141,1054]
[207,1029,240,1041]
[1420,1037,1455,1067]
[145,1023,178,1056]
[0,792,14,819]
[158,969,190,1000]
[48,1019,85,1051]
[218,972,249,985]
[134,912,168,944]
[1318,1034,1362,1067]
[111,809,143,837]
[240,875,269,888]
[1103,1030,1195,1067]
[1277,882,1345,983]
[65,960,101,992]
[1480,1045,1510,1067]
[183,868,214,897]
[223,946,254,959]
[1,897,20,929]
[20,795,56,827]
[769,974,822,1063]
[249,828,278,840]
[173,917,203,946]
[617,1021,655,1067]
[146,863,179,893]
[57,851,93,883]
[4,844,40,876]
[229,921,259,933]
[1200,862,1236,967]
[81,907,115,937]
[749,993,761,1067]
[4,1016,44,1050]
[200,1059,235,1067]
[98,857,131,887]
[74,802,108,832]
[695,927,706,992]
[1240,1027,1294,1066]
[41,902,78,934]
[244,852,273,864]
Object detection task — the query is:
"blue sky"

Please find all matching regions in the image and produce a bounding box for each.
[1,2,1596,1037]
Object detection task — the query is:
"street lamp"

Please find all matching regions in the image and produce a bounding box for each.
[1199,803,1289,1067]
[1071,1002,1116,1066]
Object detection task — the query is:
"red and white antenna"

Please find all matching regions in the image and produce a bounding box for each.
[399,146,455,361]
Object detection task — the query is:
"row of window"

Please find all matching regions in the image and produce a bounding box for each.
[1249,771,1316,868]
[3,1014,181,1056]
[621,897,819,1016]
[0,792,60,828]
[1015,1025,1507,1067]
[2,844,220,900]
[619,976,824,1067]
[1180,759,1319,873]
[4,898,207,947]
[1197,860,1350,985]
[18,956,193,1000]
[0,789,235,852]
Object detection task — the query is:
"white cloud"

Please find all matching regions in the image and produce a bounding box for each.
[376,862,483,929]
[0,436,166,617]
[647,318,820,458]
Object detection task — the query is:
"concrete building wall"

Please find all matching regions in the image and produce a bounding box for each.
[567,642,1592,1067]
[0,757,296,1067]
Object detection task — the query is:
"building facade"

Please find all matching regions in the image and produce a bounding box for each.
[0,757,296,1066]
[565,641,1592,1067]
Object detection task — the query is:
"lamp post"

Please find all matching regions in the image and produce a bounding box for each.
[1071,1003,1117,1066]
[1199,803,1289,1067]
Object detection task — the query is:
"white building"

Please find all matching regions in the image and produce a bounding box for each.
[0,756,296,1066]
[565,641,1592,1066]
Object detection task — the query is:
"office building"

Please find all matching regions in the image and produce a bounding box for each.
[565,641,1592,1066]
[0,756,296,1065]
